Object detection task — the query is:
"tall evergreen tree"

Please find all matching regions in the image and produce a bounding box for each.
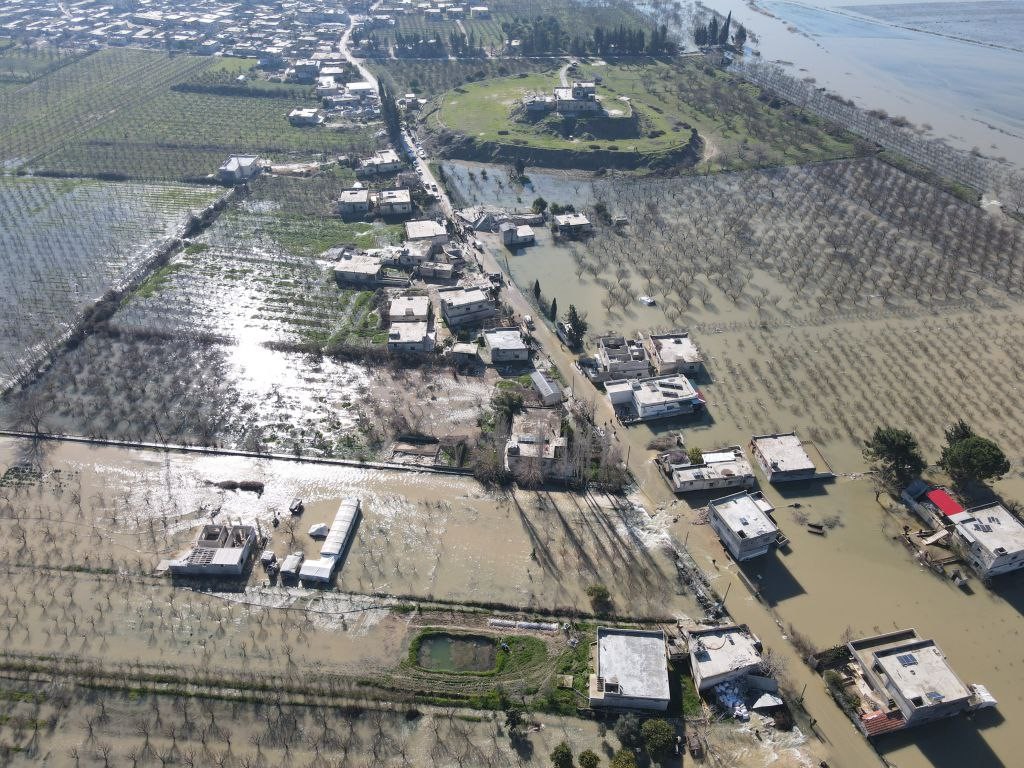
[719,12,731,45]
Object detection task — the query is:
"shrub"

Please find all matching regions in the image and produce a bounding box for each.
[641,718,675,759]
[586,584,612,615]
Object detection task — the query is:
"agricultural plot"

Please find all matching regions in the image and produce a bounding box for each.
[0,175,222,392]
[452,155,1024,466]
[430,58,860,169]
[0,47,381,181]
[373,56,554,97]
[0,43,84,83]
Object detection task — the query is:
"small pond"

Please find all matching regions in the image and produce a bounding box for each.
[416,633,497,672]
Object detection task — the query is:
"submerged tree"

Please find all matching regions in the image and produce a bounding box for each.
[863,426,926,487]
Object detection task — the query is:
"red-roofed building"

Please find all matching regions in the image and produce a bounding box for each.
[925,488,964,518]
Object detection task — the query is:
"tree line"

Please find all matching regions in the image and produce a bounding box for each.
[693,11,746,49]
[501,17,676,56]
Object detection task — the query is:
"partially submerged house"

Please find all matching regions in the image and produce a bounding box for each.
[300,498,361,583]
[589,628,670,711]
[168,524,257,577]
[846,629,991,735]
[642,331,704,375]
[749,433,821,483]
[656,445,755,494]
[218,154,261,184]
[500,222,535,247]
[707,491,779,561]
[585,334,648,383]
[483,327,529,364]
[687,624,764,692]
[947,502,1024,579]
[606,374,704,423]
[553,212,592,236]
[504,408,572,483]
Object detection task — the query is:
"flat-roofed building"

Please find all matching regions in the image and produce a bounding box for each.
[288,107,322,125]
[948,502,1024,578]
[589,628,670,710]
[656,445,755,494]
[707,491,779,561]
[332,254,383,284]
[387,321,435,354]
[553,212,593,235]
[483,327,529,363]
[377,188,412,216]
[500,222,535,246]
[439,287,496,327]
[848,630,977,730]
[417,261,455,281]
[749,432,817,483]
[505,408,572,483]
[388,294,430,322]
[643,331,704,375]
[688,624,763,691]
[356,148,403,177]
[218,154,261,184]
[337,187,370,214]
[405,219,448,249]
[606,374,704,423]
[168,524,257,577]
[588,334,648,383]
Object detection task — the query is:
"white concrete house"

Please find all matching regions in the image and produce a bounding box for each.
[948,502,1024,578]
[688,625,764,691]
[707,491,779,561]
[589,628,670,710]
[483,327,529,363]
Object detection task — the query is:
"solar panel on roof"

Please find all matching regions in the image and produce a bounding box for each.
[897,653,918,667]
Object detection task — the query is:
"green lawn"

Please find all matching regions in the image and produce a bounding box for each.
[433,58,863,171]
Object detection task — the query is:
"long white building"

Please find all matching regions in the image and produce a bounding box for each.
[300,497,361,583]
[606,374,704,422]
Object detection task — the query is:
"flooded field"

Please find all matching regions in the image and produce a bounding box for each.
[688,0,1024,165]
[0,176,222,391]
[0,684,616,768]
[0,434,694,620]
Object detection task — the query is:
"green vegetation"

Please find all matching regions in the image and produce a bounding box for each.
[681,674,702,717]
[0,43,85,83]
[0,48,380,181]
[133,262,186,300]
[579,749,601,768]
[586,583,613,615]
[824,669,861,713]
[610,747,638,768]
[939,422,1010,486]
[863,426,927,487]
[430,58,861,171]
[641,718,676,760]
[373,57,555,98]
[550,741,574,768]
[260,213,402,256]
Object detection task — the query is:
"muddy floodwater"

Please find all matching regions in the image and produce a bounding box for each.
[417,632,497,672]
[691,0,1024,165]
